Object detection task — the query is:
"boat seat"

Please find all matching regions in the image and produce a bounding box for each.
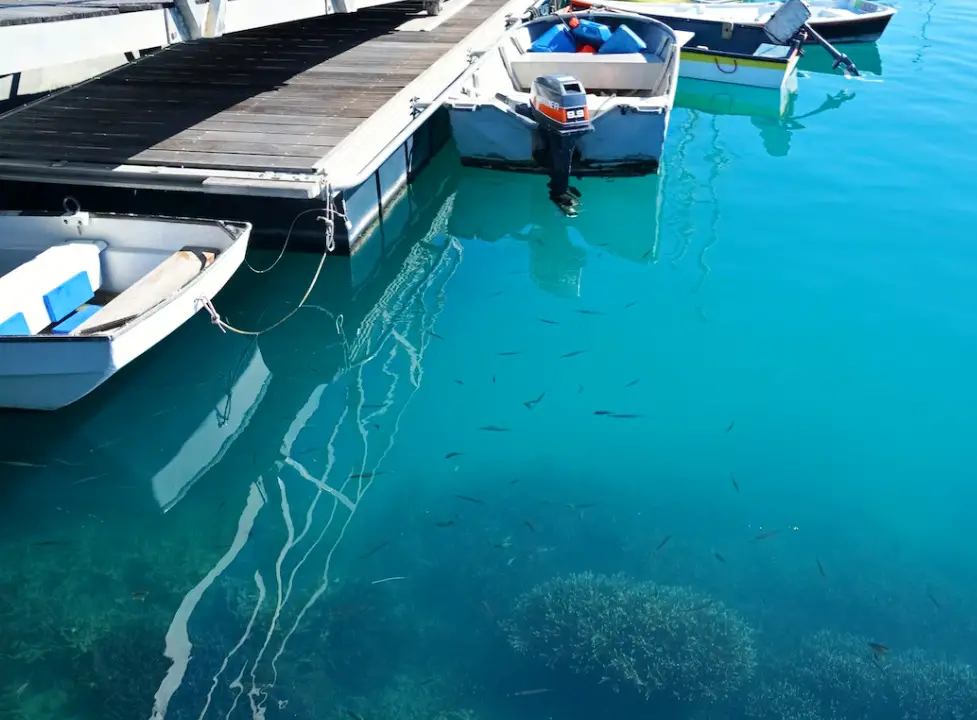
[70,246,218,335]
[50,304,102,335]
[0,240,105,336]
[508,52,666,92]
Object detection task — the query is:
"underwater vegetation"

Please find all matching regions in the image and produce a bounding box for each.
[747,629,977,720]
[502,572,757,706]
[502,572,977,720]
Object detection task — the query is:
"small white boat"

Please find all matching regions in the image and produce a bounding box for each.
[565,0,819,89]
[0,202,251,411]
[572,0,896,44]
[445,10,685,212]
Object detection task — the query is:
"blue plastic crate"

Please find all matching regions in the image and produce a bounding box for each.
[571,19,612,48]
[598,25,648,54]
[531,24,576,53]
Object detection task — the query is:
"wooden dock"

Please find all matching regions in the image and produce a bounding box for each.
[0,0,535,250]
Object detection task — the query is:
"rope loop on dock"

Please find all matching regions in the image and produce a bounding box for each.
[196,191,344,336]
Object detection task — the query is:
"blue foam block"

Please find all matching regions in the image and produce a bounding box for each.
[530,24,576,53]
[42,270,95,324]
[598,25,648,54]
[50,304,101,335]
[0,312,31,336]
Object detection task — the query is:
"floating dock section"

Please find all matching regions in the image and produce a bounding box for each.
[0,0,539,252]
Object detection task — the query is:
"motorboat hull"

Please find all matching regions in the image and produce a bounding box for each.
[680,45,799,88]
[450,101,670,176]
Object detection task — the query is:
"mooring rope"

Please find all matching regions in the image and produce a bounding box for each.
[196,191,344,336]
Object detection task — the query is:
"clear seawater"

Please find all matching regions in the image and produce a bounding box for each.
[2,1,977,718]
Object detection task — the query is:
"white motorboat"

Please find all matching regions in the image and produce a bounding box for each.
[571,0,896,44]
[0,202,251,411]
[445,10,685,213]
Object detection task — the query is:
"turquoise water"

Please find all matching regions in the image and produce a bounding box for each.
[3,1,977,718]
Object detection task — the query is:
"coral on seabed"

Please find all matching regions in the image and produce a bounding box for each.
[746,630,977,720]
[502,572,757,703]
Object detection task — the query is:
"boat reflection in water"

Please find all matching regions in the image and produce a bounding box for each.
[446,164,663,298]
[676,74,858,157]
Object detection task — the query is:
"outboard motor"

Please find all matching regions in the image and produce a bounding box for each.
[529,74,593,215]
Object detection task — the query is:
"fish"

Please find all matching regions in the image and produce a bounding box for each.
[609,413,645,419]
[455,379,465,386]
[539,318,560,325]
[731,475,740,492]
[624,379,640,388]
[131,591,149,601]
[478,426,511,432]
[524,520,536,533]
[418,677,437,687]
[593,410,613,415]
[492,536,513,549]
[454,494,485,504]
[346,710,365,720]
[868,642,889,656]
[577,384,584,393]
[754,529,780,541]
[428,331,445,340]
[0,461,44,468]
[726,421,735,433]
[523,392,545,410]
[498,351,522,356]
[510,688,552,697]
[641,248,653,259]
[71,473,107,486]
[445,452,463,460]
[714,552,726,563]
[359,540,390,559]
[506,557,516,566]
[492,375,496,383]
[561,350,586,358]
[508,478,521,485]
[488,290,506,298]
[567,503,596,511]
[481,600,494,619]
[575,309,605,315]
[32,540,66,547]
[816,557,826,578]
[926,591,941,610]
[624,300,638,308]
[655,534,672,552]
[435,520,456,527]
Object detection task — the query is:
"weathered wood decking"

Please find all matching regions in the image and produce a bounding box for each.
[0,0,506,174]
[0,0,171,27]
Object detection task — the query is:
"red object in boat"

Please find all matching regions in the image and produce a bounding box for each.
[578,44,596,53]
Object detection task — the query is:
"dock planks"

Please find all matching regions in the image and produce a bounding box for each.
[0,0,171,27]
[0,0,507,173]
